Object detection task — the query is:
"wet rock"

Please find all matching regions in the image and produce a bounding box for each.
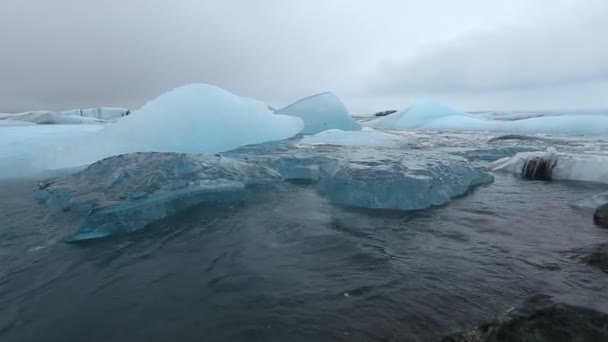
[441,294,608,342]
[594,203,608,228]
[37,152,281,241]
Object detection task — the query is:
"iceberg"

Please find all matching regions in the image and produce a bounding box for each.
[0,125,102,178]
[299,127,409,148]
[318,150,493,210]
[365,99,608,136]
[491,148,608,184]
[47,84,304,169]
[0,108,129,125]
[275,92,360,134]
[0,111,106,125]
[60,107,130,120]
[37,152,282,241]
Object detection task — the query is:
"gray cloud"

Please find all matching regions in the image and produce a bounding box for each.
[370,0,608,94]
[0,0,606,113]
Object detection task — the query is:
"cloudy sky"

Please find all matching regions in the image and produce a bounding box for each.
[1,0,607,113]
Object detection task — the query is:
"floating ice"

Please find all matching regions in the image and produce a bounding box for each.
[47,84,304,169]
[0,111,106,125]
[276,92,360,134]
[299,127,409,148]
[491,148,608,184]
[0,125,103,178]
[365,99,608,136]
[60,107,130,120]
[0,107,129,125]
[37,152,282,241]
[318,150,493,210]
[571,192,608,211]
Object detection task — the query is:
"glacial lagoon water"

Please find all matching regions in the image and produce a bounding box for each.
[1,118,608,341]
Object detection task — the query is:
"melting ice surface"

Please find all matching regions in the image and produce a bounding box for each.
[46,84,304,169]
[366,99,608,135]
[276,92,361,134]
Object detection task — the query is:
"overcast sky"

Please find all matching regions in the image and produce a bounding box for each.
[1,0,607,113]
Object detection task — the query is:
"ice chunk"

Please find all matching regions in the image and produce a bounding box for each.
[47,84,304,169]
[0,125,103,179]
[571,192,608,210]
[37,152,282,241]
[299,127,409,148]
[318,150,493,210]
[491,148,608,184]
[365,99,608,136]
[276,92,360,134]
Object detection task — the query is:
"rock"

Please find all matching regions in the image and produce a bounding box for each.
[37,152,282,241]
[373,110,397,117]
[594,203,608,228]
[441,294,608,342]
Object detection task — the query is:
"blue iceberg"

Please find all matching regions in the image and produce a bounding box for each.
[47,84,304,169]
[365,99,608,136]
[317,150,493,210]
[38,152,282,241]
[276,92,360,134]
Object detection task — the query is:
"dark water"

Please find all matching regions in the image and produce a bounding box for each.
[1,175,608,342]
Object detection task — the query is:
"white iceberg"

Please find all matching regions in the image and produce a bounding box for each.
[299,127,409,148]
[0,107,129,125]
[60,107,130,120]
[365,99,608,136]
[47,84,304,169]
[276,92,360,134]
[491,148,608,184]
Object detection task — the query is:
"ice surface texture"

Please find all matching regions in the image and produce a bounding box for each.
[276,92,360,134]
[366,99,608,135]
[47,84,304,169]
[316,150,494,210]
[38,153,282,241]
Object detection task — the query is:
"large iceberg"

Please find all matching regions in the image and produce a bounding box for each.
[365,99,608,136]
[275,92,361,134]
[491,148,608,184]
[47,84,304,169]
[37,152,282,241]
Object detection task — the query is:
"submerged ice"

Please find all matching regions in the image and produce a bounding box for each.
[276,92,360,134]
[47,84,304,169]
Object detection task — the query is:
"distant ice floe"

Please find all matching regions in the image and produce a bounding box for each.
[276,92,361,134]
[0,107,129,125]
[299,127,409,148]
[364,99,608,136]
